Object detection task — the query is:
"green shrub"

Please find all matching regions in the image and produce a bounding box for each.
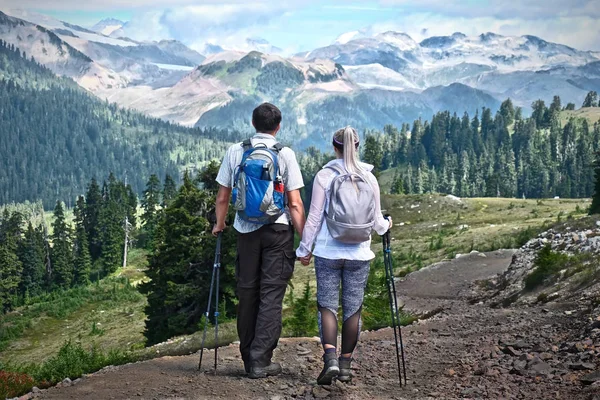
[29,340,133,384]
[363,257,416,330]
[525,246,570,289]
[284,282,318,337]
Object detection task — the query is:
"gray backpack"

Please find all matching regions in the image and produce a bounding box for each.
[325,164,376,244]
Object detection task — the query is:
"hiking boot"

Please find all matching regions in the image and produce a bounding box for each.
[337,357,353,383]
[316,353,339,385]
[248,362,282,379]
[243,361,250,374]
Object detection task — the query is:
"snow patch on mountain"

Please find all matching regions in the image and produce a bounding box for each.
[345,64,418,90]
[91,18,125,36]
[5,9,136,47]
[244,37,282,54]
[375,31,418,52]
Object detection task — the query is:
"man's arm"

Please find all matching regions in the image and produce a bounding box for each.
[287,189,305,237]
[213,185,232,236]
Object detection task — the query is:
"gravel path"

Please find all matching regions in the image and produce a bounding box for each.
[36,250,598,400]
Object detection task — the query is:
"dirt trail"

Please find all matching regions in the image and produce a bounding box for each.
[37,250,596,400]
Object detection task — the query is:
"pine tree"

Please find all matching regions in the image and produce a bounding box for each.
[141,174,162,249]
[162,174,177,207]
[582,91,598,108]
[499,98,515,127]
[362,134,383,177]
[549,95,562,119]
[98,182,124,276]
[390,170,404,195]
[19,222,46,299]
[531,100,548,129]
[197,161,221,192]
[140,172,237,345]
[85,178,102,261]
[73,196,91,285]
[50,201,73,290]
[590,151,600,215]
[0,210,23,311]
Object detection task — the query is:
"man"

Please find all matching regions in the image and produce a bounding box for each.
[213,103,306,378]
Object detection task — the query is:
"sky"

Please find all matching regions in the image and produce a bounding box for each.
[2,0,598,53]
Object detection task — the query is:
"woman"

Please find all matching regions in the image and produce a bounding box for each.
[296,126,392,385]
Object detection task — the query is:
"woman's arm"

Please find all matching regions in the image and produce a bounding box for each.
[296,172,328,258]
[370,173,392,236]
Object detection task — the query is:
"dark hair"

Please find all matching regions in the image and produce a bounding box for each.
[252,103,282,133]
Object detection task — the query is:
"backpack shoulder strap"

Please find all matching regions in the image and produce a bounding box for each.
[242,139,252,150]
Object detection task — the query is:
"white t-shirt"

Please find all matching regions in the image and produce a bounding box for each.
[215,133,304,234]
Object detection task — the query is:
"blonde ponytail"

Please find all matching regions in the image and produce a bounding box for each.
[333,126,364,176]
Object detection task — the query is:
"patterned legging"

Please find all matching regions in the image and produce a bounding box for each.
[314,256,370,354]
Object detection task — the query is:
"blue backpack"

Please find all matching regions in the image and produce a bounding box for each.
[232,139,286,224]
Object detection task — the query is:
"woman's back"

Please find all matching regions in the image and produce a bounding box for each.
[298,158,389,261]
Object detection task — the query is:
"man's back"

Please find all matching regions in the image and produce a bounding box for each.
[216,133,304,233]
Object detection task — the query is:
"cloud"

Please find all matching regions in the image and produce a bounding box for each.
[111,2,297,48]
[378,0,600,19]
[3,0,599,51]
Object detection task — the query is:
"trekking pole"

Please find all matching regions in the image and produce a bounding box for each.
[213,241,221,375]
[198,232,222,373]
[382,219,408,386]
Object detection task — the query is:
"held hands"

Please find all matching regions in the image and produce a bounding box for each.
[298,253,312,266]
[384,214,393,231]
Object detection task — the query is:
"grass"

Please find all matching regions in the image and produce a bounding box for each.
[373,194,589,276]
[0,249,149,365]
[560,108,600,127]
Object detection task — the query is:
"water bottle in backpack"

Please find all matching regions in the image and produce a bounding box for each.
[231,139,286,224]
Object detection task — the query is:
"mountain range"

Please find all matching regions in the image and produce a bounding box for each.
[1,9,599,148]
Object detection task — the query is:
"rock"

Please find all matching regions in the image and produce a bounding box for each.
[528,358,552,376]
[512,340,532,350]
[312,386,331,398]
[446,368,456,377]
[511,359,527,375]
[502,346,521,357]
[61,378,72,387]
[539,352,554,361]
[568,362,596,371]
[581,371,600,385]
[31,387,41,394]
[519,353,534,362]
